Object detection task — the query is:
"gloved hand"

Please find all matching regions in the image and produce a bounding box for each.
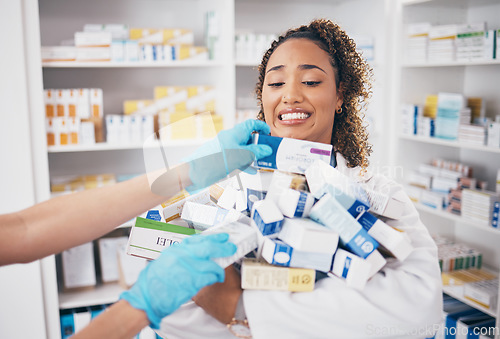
[120,233,237,329]
[185,119,272,192]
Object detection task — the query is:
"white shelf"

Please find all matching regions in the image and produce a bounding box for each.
[47,139,208,153]
[235,61,259,67]
[42,59,224,68]
[443,286,497,318]
[58,282,125,310]
[399,134,500,154]
[403,59,500,68]
[414,203,500,235]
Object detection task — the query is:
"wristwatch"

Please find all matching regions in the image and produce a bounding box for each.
[227,295,252,339]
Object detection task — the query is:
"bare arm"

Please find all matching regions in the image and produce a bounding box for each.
[192,265,242,324]
[72,300,149,339]
[0,164,191,266]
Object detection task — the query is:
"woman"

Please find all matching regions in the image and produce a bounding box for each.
[157,19,442,338]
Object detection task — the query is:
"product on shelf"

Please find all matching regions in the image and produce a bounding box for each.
[403,22,431,64]
[235,32,277,64]
[61,242,97,290]
[456,22,495,62]
[44,88,104,146]
[50,173,116,194]
[433,234,483,273]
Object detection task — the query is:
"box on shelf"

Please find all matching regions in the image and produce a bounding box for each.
[61,242,97,290]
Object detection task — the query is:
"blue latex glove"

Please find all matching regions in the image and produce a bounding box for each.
[120,233,237,329]
[185,119,272,192]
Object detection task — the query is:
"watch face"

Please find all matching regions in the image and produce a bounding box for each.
[228,320,252,338]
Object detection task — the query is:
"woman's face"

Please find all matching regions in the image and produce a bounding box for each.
[262,38,342,144]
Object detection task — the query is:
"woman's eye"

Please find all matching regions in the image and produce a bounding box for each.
[267,82,284,87]
[303,81,321,86]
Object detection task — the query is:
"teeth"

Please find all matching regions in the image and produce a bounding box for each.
[281,112,310,120]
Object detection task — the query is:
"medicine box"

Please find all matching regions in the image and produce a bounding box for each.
[203,220,259,268]
[161,189,211,223]
[252,134,332,174]
[126,217,198,260]
[356,211,413,261]
[241,258,315,292]
[61,242,97,290]
[264,170,307,204]
[98,236,128,283]
[277,217,339,254]
[329,248,372,290]
[251,199,284,236]
[309,193,379,259]
[261,238,333,272]
[305,159,369,206]
[278,188,314,218]
[181,201,241,231]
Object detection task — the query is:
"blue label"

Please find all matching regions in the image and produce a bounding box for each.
[294,192,308,217]
[492,202,499,228]
[253,209,283,236]
[247,189,266,212]
[357,211,378,231]
[272,240,293,266]
[60,310,75,338]
[214,208,228,224]
[342,257,352,278]
[146,210,162,222]
[253,134,282,170]
[344,228,378,259]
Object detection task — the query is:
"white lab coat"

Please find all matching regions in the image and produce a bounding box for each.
[156,154,443,339]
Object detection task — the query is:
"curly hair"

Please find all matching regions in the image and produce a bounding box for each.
[255,19,373,169]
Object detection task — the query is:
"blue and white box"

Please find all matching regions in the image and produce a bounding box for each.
[305,159,370,206]
[251,199,284,236]
[329,248,372,290]
[278,188,315,218]
[261,238,333,272]
[278,217,339,254]
[317,184,369,217]
[181,201,241,231]
[309,193,379,259]
[252,134,332,174]
[491,201,499,228]
[356,211,413,261]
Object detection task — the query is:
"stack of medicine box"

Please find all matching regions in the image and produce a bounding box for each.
[120,85,222,142]
[126,134,413,293]
[129,27,208,63]
[44,88,104,146]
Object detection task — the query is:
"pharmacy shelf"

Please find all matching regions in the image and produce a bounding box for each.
[443,286,497,318]
[41,60,224,68]
[399,134,500,154]
[235,61,259,67]
[402,59,500,68]
[414,202,500,235]
[47,139,207,153]
[58,282,125,310]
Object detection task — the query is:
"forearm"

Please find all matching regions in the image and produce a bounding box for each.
[73,300,150,339]
[0,165,191,265]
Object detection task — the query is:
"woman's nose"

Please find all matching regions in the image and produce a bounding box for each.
[281,83,303,104]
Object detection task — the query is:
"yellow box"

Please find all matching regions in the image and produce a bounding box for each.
[123,100,154,115]
[241,259,315,292]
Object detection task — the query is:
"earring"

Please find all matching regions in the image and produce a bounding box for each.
[336,107,342,114]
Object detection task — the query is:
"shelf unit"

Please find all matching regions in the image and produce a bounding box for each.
[391,0,500,335]
[3,0,392,338]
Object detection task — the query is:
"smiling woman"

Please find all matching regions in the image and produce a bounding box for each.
[157,19,443,339]
[256,20,373,170]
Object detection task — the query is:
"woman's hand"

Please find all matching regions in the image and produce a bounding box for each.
[192,264,243,324]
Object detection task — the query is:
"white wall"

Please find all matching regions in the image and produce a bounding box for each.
[0,0,48,338]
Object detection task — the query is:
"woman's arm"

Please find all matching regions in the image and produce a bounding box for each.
[0,165,189,266]
[72,300,149,339]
